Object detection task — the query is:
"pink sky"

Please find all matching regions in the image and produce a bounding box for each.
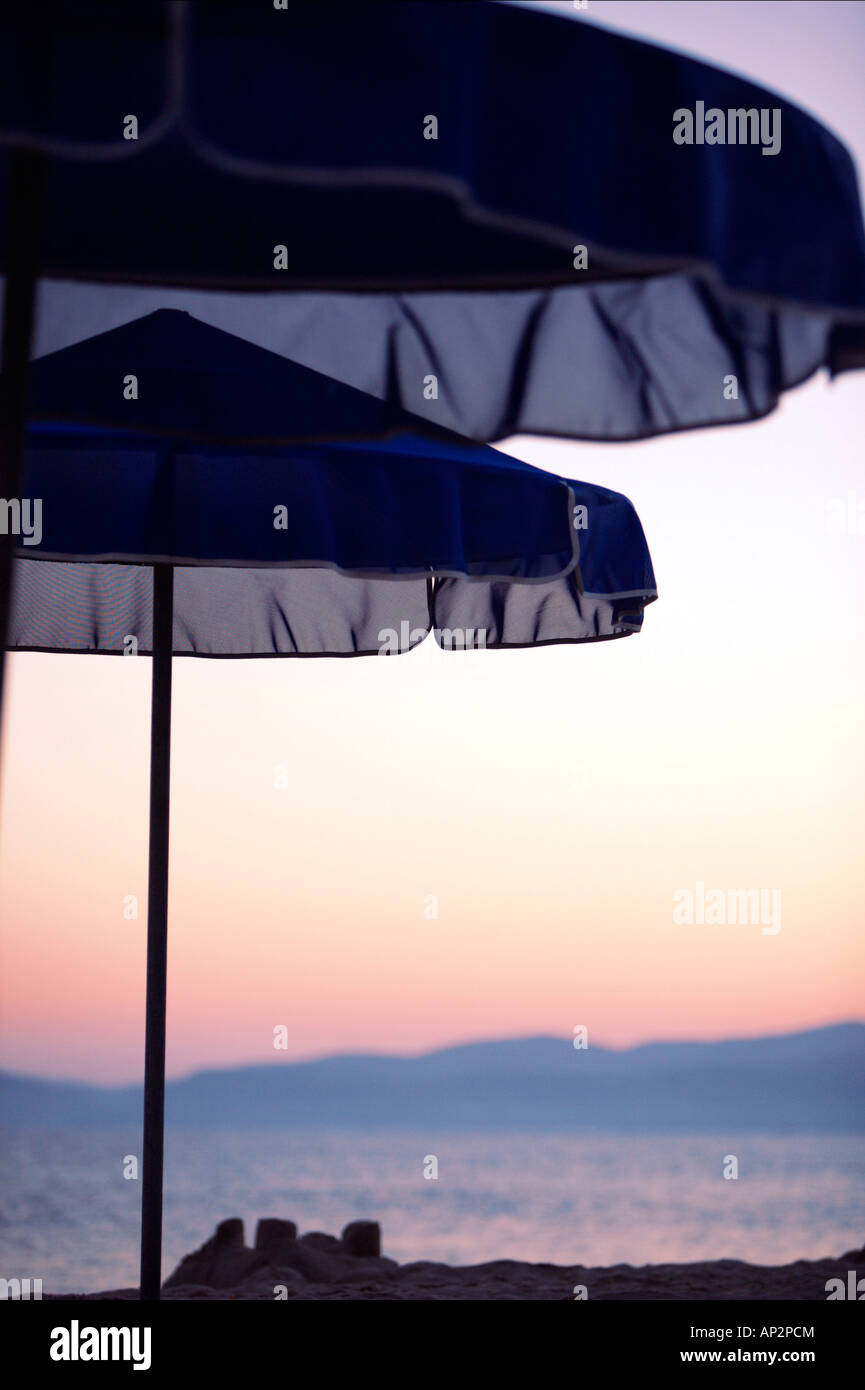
[1,1,864,1082]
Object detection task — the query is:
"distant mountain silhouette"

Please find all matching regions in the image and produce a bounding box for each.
[1,1024,863,1130]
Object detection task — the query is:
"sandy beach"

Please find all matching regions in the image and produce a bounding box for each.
[47,1219,865,1301]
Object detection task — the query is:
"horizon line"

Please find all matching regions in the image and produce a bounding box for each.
[3,1016,863,1091]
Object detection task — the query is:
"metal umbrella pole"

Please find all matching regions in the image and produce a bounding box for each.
[139,562,174,1301]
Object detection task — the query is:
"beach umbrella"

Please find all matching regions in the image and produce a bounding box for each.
[2,0,865,701]
[10,308,657,1298]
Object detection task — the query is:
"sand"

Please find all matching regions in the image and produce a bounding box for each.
[47,1218,865,1301]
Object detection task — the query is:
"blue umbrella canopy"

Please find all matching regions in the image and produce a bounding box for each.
[1,0,863,440]
[11,310,656,656]
[1,0,861,700]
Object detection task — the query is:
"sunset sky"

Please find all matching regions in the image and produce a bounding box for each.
[1,1,863,1084]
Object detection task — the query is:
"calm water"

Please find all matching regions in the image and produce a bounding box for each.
[1,1127,862,1294]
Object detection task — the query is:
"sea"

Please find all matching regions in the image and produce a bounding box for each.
[1,1128,862,1294]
